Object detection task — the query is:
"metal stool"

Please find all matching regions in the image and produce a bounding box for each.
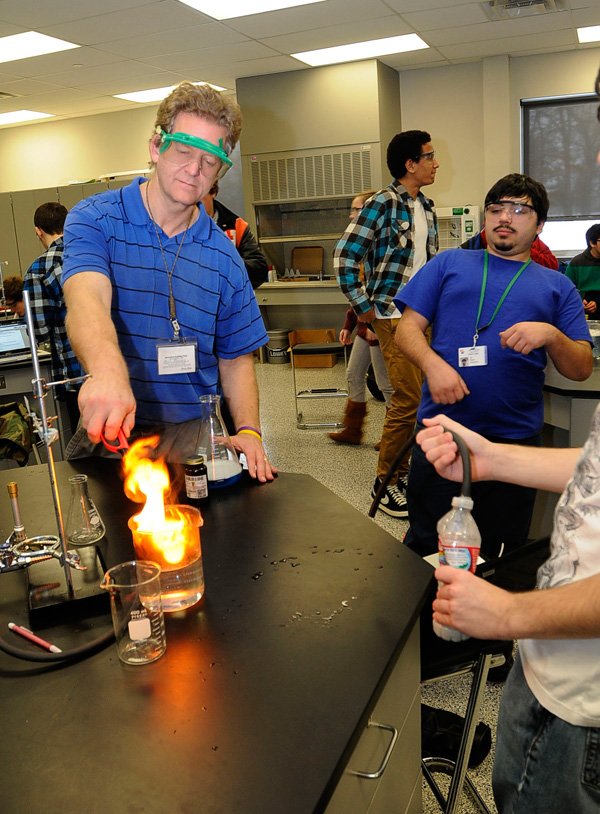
[290,340,348,429]
[420,626,505,814]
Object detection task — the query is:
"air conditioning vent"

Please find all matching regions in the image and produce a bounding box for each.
[482,0,565,20]
[250,145,373,203]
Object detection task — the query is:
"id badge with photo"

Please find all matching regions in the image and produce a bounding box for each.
[157,338,198,375]
[458,345,488,368]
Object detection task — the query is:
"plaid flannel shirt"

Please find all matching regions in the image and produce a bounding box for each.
[23,237,82,391]
[333,180,438,317]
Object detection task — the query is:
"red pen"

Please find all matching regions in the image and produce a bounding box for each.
[8,622,62,653]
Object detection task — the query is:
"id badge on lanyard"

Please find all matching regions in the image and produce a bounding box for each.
[459,251,530,370]
[157,338,198,375]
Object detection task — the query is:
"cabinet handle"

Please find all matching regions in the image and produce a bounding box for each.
[348,720,398,780]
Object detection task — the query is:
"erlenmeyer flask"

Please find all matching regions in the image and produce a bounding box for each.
[65,474,106,546]
[195,394,242,488]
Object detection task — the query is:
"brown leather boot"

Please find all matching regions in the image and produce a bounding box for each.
[328,400,367,445]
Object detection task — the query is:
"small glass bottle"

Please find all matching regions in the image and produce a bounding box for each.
[65,474,106,546]
[184,455,208,505]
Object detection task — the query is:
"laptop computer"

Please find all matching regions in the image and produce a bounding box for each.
[0,321,32,362]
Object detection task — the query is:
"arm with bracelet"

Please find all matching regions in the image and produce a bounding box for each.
[219,354,277,483]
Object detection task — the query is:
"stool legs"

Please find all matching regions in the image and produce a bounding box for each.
[422,652,495,814]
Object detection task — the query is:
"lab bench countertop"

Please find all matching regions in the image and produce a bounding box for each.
[0,459,432,814]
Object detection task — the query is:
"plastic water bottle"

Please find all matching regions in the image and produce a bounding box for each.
[433,495,481,642]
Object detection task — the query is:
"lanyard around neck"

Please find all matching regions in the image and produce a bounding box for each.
[473,250,531,345]
[145,181,194,340]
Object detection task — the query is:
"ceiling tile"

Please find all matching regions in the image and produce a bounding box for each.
[222,0,394,39]
[425,12,578,47]
[438,28,576,60]
[400,3,490,30]
[141,41,281,73]
[260,16,411,54]
[42,0,213,46]
[95,23,248,60]
[0,0,156,27]
[383,0,481,12]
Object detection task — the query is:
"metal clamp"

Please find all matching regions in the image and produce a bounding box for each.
[348,720,399,779]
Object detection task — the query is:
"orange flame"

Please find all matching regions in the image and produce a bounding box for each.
[123,436,192,566]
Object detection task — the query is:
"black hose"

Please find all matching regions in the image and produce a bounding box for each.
[368,427,472,518]
[0,628,114,663]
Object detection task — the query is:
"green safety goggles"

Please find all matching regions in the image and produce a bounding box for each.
[157,128,233,168]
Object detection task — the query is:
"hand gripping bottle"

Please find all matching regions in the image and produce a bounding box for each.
[434,495,481,642]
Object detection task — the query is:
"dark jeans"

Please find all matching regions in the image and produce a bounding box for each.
[494,652,600,813]
[404,425,541,559]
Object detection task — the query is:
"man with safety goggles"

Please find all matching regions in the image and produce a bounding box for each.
[395,173,592,559]
[62,82,275,482]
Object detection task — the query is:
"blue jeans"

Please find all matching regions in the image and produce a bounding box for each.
[494,652,600,813]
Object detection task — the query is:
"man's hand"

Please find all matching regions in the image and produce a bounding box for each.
[417,416,493,483]
[583,299,597,315]
[499,321,556,355]
[338,328,353,345]
[78,373,136,444]
[433,566,513,640]
[424,357,470,404]
[231,432,277,483]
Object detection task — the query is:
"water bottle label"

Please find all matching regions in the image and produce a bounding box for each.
[438,545,478,573]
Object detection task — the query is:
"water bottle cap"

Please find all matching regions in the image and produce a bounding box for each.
[451,495,474,510]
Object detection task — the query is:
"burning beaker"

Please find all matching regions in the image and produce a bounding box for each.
[196,394,242,488]
[128,504,204,612]
[65,474,106,546]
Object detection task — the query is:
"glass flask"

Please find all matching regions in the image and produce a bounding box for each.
[195,394,242,488]
[65,474,106,546]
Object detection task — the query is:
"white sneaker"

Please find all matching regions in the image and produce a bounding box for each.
[371,478,409,518]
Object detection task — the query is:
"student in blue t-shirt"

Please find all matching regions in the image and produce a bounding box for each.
[63,82,274,481]
[394,173,592,558]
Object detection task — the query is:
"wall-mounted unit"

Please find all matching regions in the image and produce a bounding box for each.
[436,206,481,251]
[245,143,377,205]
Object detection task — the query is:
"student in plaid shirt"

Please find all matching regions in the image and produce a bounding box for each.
[23,202,82,435]
[334,130,439,518]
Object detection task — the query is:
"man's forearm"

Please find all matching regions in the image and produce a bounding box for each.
[434,566,600,641]
[547,334,592,381]
[395,317,436,371]
[487,442,581,493]
[505,572,600,639]
[219,354,261,430]
[64,273,128,379]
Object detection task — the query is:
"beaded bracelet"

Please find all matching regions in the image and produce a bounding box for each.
[237,426,262,440]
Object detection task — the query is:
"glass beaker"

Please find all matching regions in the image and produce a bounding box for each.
[195,394,242,488]
[100,560,166,665]
[65,474,106,546]
[128,504,204,612]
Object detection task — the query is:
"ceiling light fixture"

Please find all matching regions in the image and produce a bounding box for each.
[177,0,325,20]
[292,33,429,67]
[577,25,600,44]
[0,110,54,125]
[114,81,226,103]
[0,32,79,64]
